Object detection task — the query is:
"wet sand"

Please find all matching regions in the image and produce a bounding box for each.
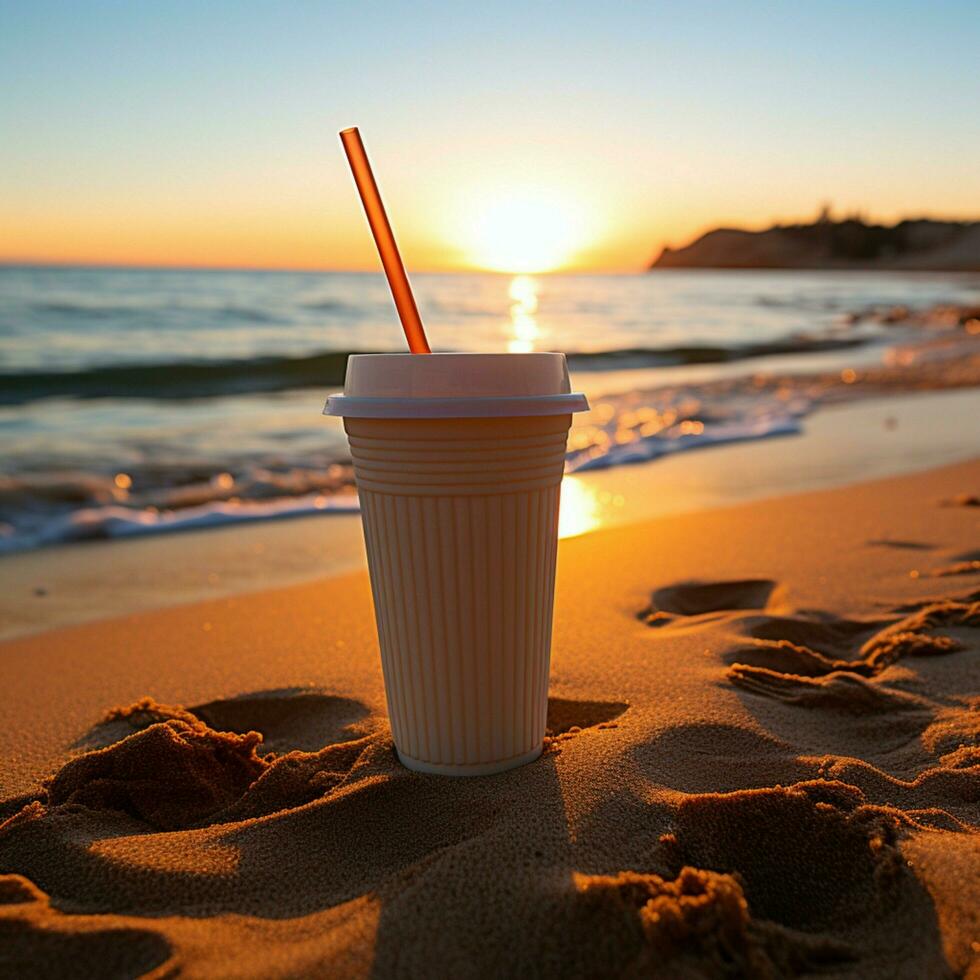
[1,456,978,976]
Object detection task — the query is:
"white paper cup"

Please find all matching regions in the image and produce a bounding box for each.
[326,354,588,776]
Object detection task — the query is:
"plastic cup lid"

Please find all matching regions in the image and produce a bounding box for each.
[325,353,589,418]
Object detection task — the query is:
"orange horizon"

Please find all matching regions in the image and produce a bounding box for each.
[3,208,977,277]
[0,254,651,275]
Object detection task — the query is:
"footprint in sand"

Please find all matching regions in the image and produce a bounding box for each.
[725,666,931,714]
[49,693,378,830]
[709,587,980,819]
[922,549,980,579]
[566,779,947,976]
[888,586,980,613]
[639,576,977,716]
[724,613,920,712]
[940,493,980,507]
[650,780,945,971]
[724,597,977,710]
[545,697,628,738]
[77,688,373,754]
[738,613,889,657]
[866,538,935,551]
[657,781,904,926]
[191,689,372,754]
[567,864,852,977]
[639,578,781,627]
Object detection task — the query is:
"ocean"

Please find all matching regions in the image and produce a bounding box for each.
[1,265,977,553]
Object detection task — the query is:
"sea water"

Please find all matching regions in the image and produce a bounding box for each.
[1,266,977,552]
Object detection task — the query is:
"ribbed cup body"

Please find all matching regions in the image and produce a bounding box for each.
[345,415,571,776]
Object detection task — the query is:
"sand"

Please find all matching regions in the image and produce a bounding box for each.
[1,459,979,977]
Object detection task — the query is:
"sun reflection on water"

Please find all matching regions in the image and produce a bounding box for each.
[503,276,598,538]
[507,275,541,353]
[558,474,602,539]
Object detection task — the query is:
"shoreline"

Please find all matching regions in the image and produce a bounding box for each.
[3,283,978,555]
[1,387,978,642]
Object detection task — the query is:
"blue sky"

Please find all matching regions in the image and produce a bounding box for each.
[2,1,978,270]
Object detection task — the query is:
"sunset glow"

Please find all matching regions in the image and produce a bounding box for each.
[2,4,979,272]
[452,187,589,273]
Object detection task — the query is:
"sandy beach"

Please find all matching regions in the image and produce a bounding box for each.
[6,2,980,975]
[2,453,978,977]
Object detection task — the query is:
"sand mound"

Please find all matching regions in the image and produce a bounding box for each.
[570,865,852,978]
[47,718,266,830]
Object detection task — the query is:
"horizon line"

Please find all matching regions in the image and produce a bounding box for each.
[0,259,649,276]
[4,212,977,278]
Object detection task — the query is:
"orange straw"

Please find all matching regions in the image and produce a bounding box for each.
[340,127,431,353]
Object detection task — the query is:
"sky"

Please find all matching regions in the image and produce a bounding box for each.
[1,1,979,273]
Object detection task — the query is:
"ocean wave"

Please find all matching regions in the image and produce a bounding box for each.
[565,324,980,474]
[0,351,359,404]
[31,299,281,325]
[565,382,812,474]
[211,305,280,324]
[2,324,977,553]
[299,298,365,314]
[0,494,360,555]
[30,300,148,318]
[565,336,866,371]
[1,336,868,404]
[568,415,802,472]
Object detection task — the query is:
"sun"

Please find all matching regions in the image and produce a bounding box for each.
[454,186,588,273]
